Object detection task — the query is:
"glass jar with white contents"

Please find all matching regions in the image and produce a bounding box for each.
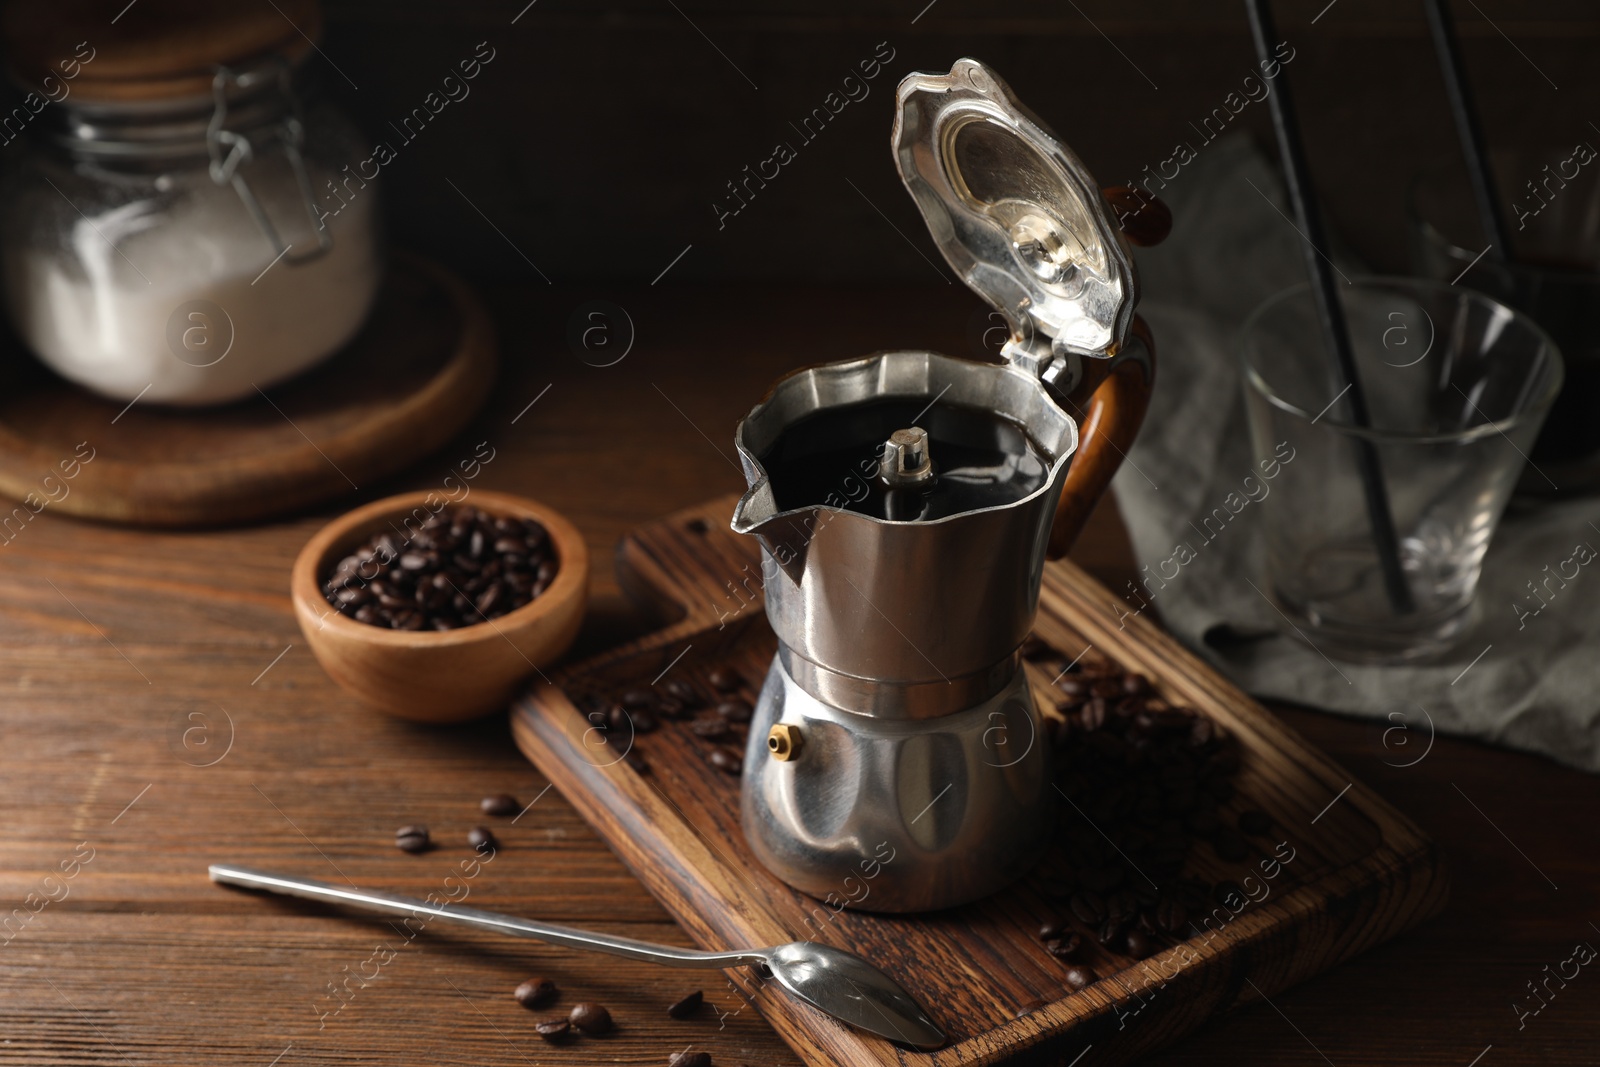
[0,2,382,405]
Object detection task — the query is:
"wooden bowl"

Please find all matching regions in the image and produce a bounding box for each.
[291,490,588,723]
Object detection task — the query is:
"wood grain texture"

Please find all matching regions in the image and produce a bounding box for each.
[0,285,1592,1066]
[512,494,1448,1067]
[0,253,495,527]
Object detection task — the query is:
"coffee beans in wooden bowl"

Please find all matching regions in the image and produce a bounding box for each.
[322,505,557,631]
[290,490,589,723]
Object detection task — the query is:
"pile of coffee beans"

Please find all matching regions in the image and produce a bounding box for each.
[1021,636,1272,973]
[585,663,749,778]
[323,505,558,631]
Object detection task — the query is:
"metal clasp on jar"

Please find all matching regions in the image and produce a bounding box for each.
[206,61,333,265]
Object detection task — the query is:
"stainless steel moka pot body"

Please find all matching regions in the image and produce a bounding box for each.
[732,59,1155,912]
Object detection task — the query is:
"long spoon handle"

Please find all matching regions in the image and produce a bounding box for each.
[210,864,764,970]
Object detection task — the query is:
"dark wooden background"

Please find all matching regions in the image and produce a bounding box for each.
[1,1,1598,1064]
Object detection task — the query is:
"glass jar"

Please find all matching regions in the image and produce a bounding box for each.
[0,57,382,406]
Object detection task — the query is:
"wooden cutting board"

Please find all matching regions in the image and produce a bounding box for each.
[0,252,495,527]
[511,495,1446,1067]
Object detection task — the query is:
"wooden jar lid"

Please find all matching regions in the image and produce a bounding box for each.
[3,0,320,104]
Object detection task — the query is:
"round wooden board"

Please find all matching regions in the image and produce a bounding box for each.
[0,253,496,527]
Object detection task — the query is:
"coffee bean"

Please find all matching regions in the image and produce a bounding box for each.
[621,688,655,710]
[1095,918,1125,946]
[1064,965,1094,990]
[716,699,753,723]
[631,709,659,734]
[1125,929,1153,959]
[707,747,743,775]
[569,1002,613,1034]
[1122,673,1152,696]
[480,793,519,817]
[322,505,556,630]
[395,825,429,853]
[1038,919,1066,941]
[468,826,497,853]
[1238,809,1273,836]
[1057,676,1087,698]
[656,697,686,720]
[534,1018,571,1041]
[1068,891,1105,926]
[1020,634,1052,661]
[669,1053,711,1067]
[707,667,743,692]
[1044,932,1082,959]
[664,679,701,707]
[666,990,704,1019]
[515,978,558,1008]
[689,716,730,740]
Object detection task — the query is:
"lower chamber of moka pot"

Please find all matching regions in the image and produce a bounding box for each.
[740,649,1055,913]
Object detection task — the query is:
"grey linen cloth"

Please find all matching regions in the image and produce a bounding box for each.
[1108,134,1600,773]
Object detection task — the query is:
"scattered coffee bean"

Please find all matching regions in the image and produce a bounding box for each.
[689,716,730,740]
[481,793,519,817]
[569,1002,613,1034]
[322,505,557,631]
[515,978,558,1009]
[707,747,743,775]
[395,825,429,853]
[667,990,704,1019]
[1044,932,1082,960]
[1238,809,1273,836]
[707,667,743,692]
[632,709,660,734]
[621,688,655,710]
[468,826,497,853]
[1125,929,1153,959]
[1064,965,1094,991]
[1068,891,1105,926]
[664,679,701,707]
[1038,919,1066,941]
[669,1052,711,1067]
[716,699,753,723]
[534,1018,571,1041]
[656,697,686,720]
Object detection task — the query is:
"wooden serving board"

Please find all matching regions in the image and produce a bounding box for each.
[0,252,495,527]
[512,495,1446,1067]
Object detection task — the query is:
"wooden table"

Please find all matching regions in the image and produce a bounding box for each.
[2,286,1593,1066]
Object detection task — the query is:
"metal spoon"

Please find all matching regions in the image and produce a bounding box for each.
[209,864,943,1049]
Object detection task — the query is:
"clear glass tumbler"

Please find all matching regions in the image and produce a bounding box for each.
[1241,277,1563,662]
[1407,154,1600,493]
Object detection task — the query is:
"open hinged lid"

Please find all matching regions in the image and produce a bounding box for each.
[893,58,1138,374]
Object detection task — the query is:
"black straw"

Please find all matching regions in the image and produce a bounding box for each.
[1422,0,1511,259]
[1243,0,1415,614]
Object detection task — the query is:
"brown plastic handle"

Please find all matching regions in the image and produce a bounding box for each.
[1046,315,1157,559]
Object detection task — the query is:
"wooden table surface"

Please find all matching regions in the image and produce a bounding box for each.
[2,284,1594,1066]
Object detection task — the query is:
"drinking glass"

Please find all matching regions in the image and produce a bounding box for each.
[1240,277,1562,661]
[1407,152,1600,493]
